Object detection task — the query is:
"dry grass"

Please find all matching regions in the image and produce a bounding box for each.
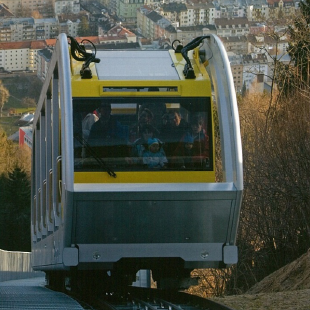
[211,249,310,310]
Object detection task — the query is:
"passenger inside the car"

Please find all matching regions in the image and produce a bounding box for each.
[129,108,154,142]
[160,109,190,157]
[82,109,99,140]
[87,102,128,158]
[142,138,168,169]
[173,114,210,169]
[88,102,125,144]
[126,124,160,165]
[139,101,167,129]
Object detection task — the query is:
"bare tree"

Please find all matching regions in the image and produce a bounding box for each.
[189,83,310,297]
[226,87,310,294]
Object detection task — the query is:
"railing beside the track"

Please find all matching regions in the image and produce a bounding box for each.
[0,249,44,282]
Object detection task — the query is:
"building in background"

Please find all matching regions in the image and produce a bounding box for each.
[0,40,46,71]
[117,0,144,26]
[1,0,55,17]
[54,0,81,15]
[34,18,59,40]
[19,126,33,149]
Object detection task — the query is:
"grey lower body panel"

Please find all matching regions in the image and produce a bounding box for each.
[32,187,241,271]
[63,243,238,268]
[77,243,222,262]
[73,197,235,244]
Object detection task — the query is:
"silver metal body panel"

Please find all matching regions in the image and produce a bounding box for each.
[202,35,243,190]
[32,229,65,270]
[74,182,236,193]
[32,182,240,269]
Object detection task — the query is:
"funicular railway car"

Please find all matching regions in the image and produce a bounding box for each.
[31,34,243,291]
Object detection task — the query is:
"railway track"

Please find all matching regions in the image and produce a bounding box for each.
[71,286,236,310]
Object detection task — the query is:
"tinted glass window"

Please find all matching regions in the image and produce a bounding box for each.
[73,97,213,172]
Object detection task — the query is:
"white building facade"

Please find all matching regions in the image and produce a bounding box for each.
[0,17,80,41]
[1,0,54,17]
[54,0,80,15]
[0,40,46,71]
[34,18,59,40]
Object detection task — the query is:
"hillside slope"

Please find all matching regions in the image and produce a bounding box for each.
[212,249,310,310]
[247,249,310,293]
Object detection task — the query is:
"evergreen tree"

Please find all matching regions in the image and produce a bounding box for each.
[0,173,6,249]
[0,167,31,251]
[0,131,31,251]
[77,16,92,37]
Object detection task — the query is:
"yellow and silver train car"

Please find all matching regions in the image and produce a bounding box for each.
[31,34,243,290]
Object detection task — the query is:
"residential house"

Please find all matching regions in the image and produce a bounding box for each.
[228,52,244,93]
[0,40,47,71]
[247,33,289,55]
[217,4,245,19]
[0,16,82,42]
[245,0,268,21]
[221,35,248,54]
[98,23,137,43]
[176,24,216,45]
[215,17,250,37]
[37,46,54,81]
[34,18,59,40]
[0,18,36,42]
[249,22,269,35]
[160,2,187,26]
[58,15,80,37]
[19,126,33,149]
[54,0,80,16]
[267,0,295,20]
[117,0,144,26]
[1,0,54,17]
[0,20,11,42]
[137,6,177,41]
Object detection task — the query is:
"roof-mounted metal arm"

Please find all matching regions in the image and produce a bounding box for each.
[174,36,210,79]
[67,36,100,79]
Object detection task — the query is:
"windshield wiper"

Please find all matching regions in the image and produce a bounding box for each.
[74,134,117,178]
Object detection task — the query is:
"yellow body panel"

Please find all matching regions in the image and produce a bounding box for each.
[70,50,212,98]
[71,48,215,184]
[74,171,216,183]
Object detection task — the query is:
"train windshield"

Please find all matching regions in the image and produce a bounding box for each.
[73,97,213,172]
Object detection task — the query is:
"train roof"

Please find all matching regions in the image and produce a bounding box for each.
[95,50,180,81]
[70,48,211,97]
